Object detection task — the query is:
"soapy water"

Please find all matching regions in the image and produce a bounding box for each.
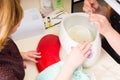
[67,25,94,42]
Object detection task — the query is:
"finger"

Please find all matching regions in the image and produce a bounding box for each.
[84,50,91,58]
[79,41,90,50]
[32,52,41,55]
[28,52,41,57]
[26,57,38,63]
[29,54,41,58]
[83,6,92,13]
[28,50,41,54]
[28,50,37,53]
[88,0,98,9]
[83,1,92,12]
[81,43,91,55]
[77,41,84,47]
[71,46,74,49]
[89,0,96,3]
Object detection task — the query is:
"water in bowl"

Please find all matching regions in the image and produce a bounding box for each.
[67,25,93,42]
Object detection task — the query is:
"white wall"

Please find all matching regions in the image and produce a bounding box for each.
[62,0,71,13]
[21,0,72,13]
[21,0,40,10]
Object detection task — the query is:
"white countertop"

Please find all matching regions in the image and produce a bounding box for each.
[15,26,120,80]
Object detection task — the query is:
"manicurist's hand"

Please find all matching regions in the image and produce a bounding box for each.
[89,14,120,55]
[83,0,100,13]
[65,41,91,70]
[89,14,113,36]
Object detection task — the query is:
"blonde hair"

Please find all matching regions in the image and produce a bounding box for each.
[0,0,23,50]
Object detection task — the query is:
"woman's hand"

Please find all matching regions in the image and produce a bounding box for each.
[83,0,100,14]
[89,14,113,36]
[21,50,41,63]
[55,41,91,80]
[65,41,91,70]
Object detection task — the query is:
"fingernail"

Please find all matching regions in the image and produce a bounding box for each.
[71,46,74,49]
[38,52,41,54]
[23,65,27,69]
[38,56,41,58]
[36,61,38,63]
[88,53,93,58]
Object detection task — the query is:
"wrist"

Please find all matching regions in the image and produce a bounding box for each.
[62,63,76,74]
[21,52,26,60]
[103,27,114,38]
[64,60,81,72]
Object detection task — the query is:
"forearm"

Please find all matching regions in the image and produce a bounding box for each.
[104,28,120,56]
[55,64,75,80]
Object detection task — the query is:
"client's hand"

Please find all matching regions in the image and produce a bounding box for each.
[55,41,91,80]
[21,50,41,63]
[65,41,91,70]
[83,0,100,13]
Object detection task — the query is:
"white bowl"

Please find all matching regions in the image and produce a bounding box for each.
[59,13,101,67]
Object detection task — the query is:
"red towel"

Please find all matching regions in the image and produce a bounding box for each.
[36,34,61,72]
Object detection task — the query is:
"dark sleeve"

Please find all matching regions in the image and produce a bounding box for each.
[0,38,25,80]
[0,66,18,80]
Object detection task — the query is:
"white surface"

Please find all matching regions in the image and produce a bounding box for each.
[11,8,45,41]
[105,0,120,15]
[15,26,120,80]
